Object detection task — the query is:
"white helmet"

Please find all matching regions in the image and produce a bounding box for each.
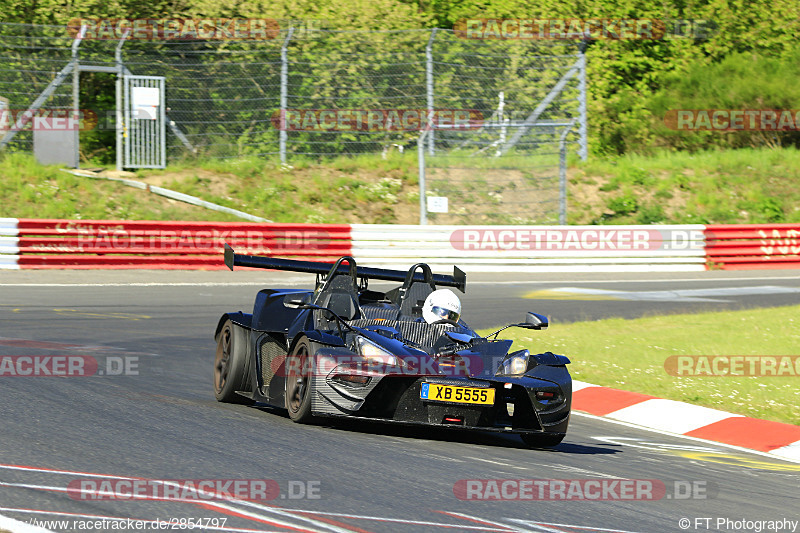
[422,289,462,324]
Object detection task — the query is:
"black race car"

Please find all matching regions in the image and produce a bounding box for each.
[213,245,572,447]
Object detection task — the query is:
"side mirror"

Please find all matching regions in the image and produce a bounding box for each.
[524,312,548,330]
[283,293,312,308]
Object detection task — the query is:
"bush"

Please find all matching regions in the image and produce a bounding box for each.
[606,193,638,215]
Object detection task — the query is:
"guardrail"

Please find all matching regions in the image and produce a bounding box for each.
[351,224,707,272]
[2,219,799,271]
[706,224,800,270]
[0,218,351,269]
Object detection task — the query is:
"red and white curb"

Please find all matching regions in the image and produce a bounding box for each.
[573,380,800,462]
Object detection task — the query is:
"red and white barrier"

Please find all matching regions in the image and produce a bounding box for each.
[0,219,351,270]
[351,224,707,272]
[1,219,799,271]
[705,224,800,270]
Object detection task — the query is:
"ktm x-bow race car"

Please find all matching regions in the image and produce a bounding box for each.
[213,246,572,447]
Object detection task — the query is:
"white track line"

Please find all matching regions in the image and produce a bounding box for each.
[0,464,352,533]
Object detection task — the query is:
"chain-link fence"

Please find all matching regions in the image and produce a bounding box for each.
[0,23,585,160]
[418,32,585,225]
[0,23,76,154]
[0,22,585,223]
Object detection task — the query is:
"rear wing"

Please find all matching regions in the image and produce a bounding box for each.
[224,244,466,293]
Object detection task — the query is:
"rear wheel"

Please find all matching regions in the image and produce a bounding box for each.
[521,433,565,448]
[214,320,253,405]
[285,338,316,423]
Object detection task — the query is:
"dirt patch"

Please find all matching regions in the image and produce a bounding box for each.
[427,167,560,224]
[567,172,614,223]
[138,169,236,197]
[567,168,693,224]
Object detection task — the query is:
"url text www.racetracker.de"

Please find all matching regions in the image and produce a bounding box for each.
[25,517,227,530]
[678,517,799,532]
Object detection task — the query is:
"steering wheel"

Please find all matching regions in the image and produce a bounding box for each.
[432,318,459,326]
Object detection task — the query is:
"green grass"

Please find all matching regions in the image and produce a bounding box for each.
[482,305,800,425]
[3,146,800,225]
[570,146,800,224]
[0,152,417,223]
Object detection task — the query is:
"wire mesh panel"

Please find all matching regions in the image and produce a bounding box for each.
[281,29,429,158]
[120,37,284,160]
[421,33,583,225]
[0,22,586,187]
[0,23,76,153]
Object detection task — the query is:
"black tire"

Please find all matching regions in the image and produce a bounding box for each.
[213,320,254,405]
[521,433,565,448]
[285,338,316,423]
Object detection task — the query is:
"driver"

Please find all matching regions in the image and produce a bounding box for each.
[421,289,462,324]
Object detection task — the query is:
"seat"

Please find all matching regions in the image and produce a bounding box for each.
[319,289,359,321]
[398,282,434,319]
[313,273,361,330]
[386,263,437,320]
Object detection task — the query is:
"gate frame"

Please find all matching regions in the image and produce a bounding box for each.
[123,74,167,169]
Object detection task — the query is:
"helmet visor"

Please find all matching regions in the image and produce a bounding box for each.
[430,305,460,323]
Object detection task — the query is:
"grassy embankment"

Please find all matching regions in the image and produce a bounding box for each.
[2,147,800,225]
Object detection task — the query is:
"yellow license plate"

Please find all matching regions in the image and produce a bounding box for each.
[420,383,495,405]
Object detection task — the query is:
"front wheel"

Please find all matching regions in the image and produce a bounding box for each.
[521,433,565,448]
[284,338,316,423]
[214,320,253,405]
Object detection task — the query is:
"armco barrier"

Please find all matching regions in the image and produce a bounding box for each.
[351,224,708,272]
[706,224,800,270]
[0,218,351,269]
[2,219,800,271]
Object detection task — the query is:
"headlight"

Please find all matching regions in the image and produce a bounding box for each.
[496,349,530,376]
[356,336,400,366]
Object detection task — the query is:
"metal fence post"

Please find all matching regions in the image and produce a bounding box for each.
[279,28,295,165]
[115,29,129,171]
[577,40,589,161]
[71,26,84,168]
[559,121,575,225]
[426,28,437,156]
[418,128,429,225]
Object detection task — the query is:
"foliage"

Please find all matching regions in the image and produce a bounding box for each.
[2,0,800,156]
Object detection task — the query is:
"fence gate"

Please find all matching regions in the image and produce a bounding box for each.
[123,75,166,169]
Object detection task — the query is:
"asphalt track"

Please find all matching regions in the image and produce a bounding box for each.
[1,268,800,533]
